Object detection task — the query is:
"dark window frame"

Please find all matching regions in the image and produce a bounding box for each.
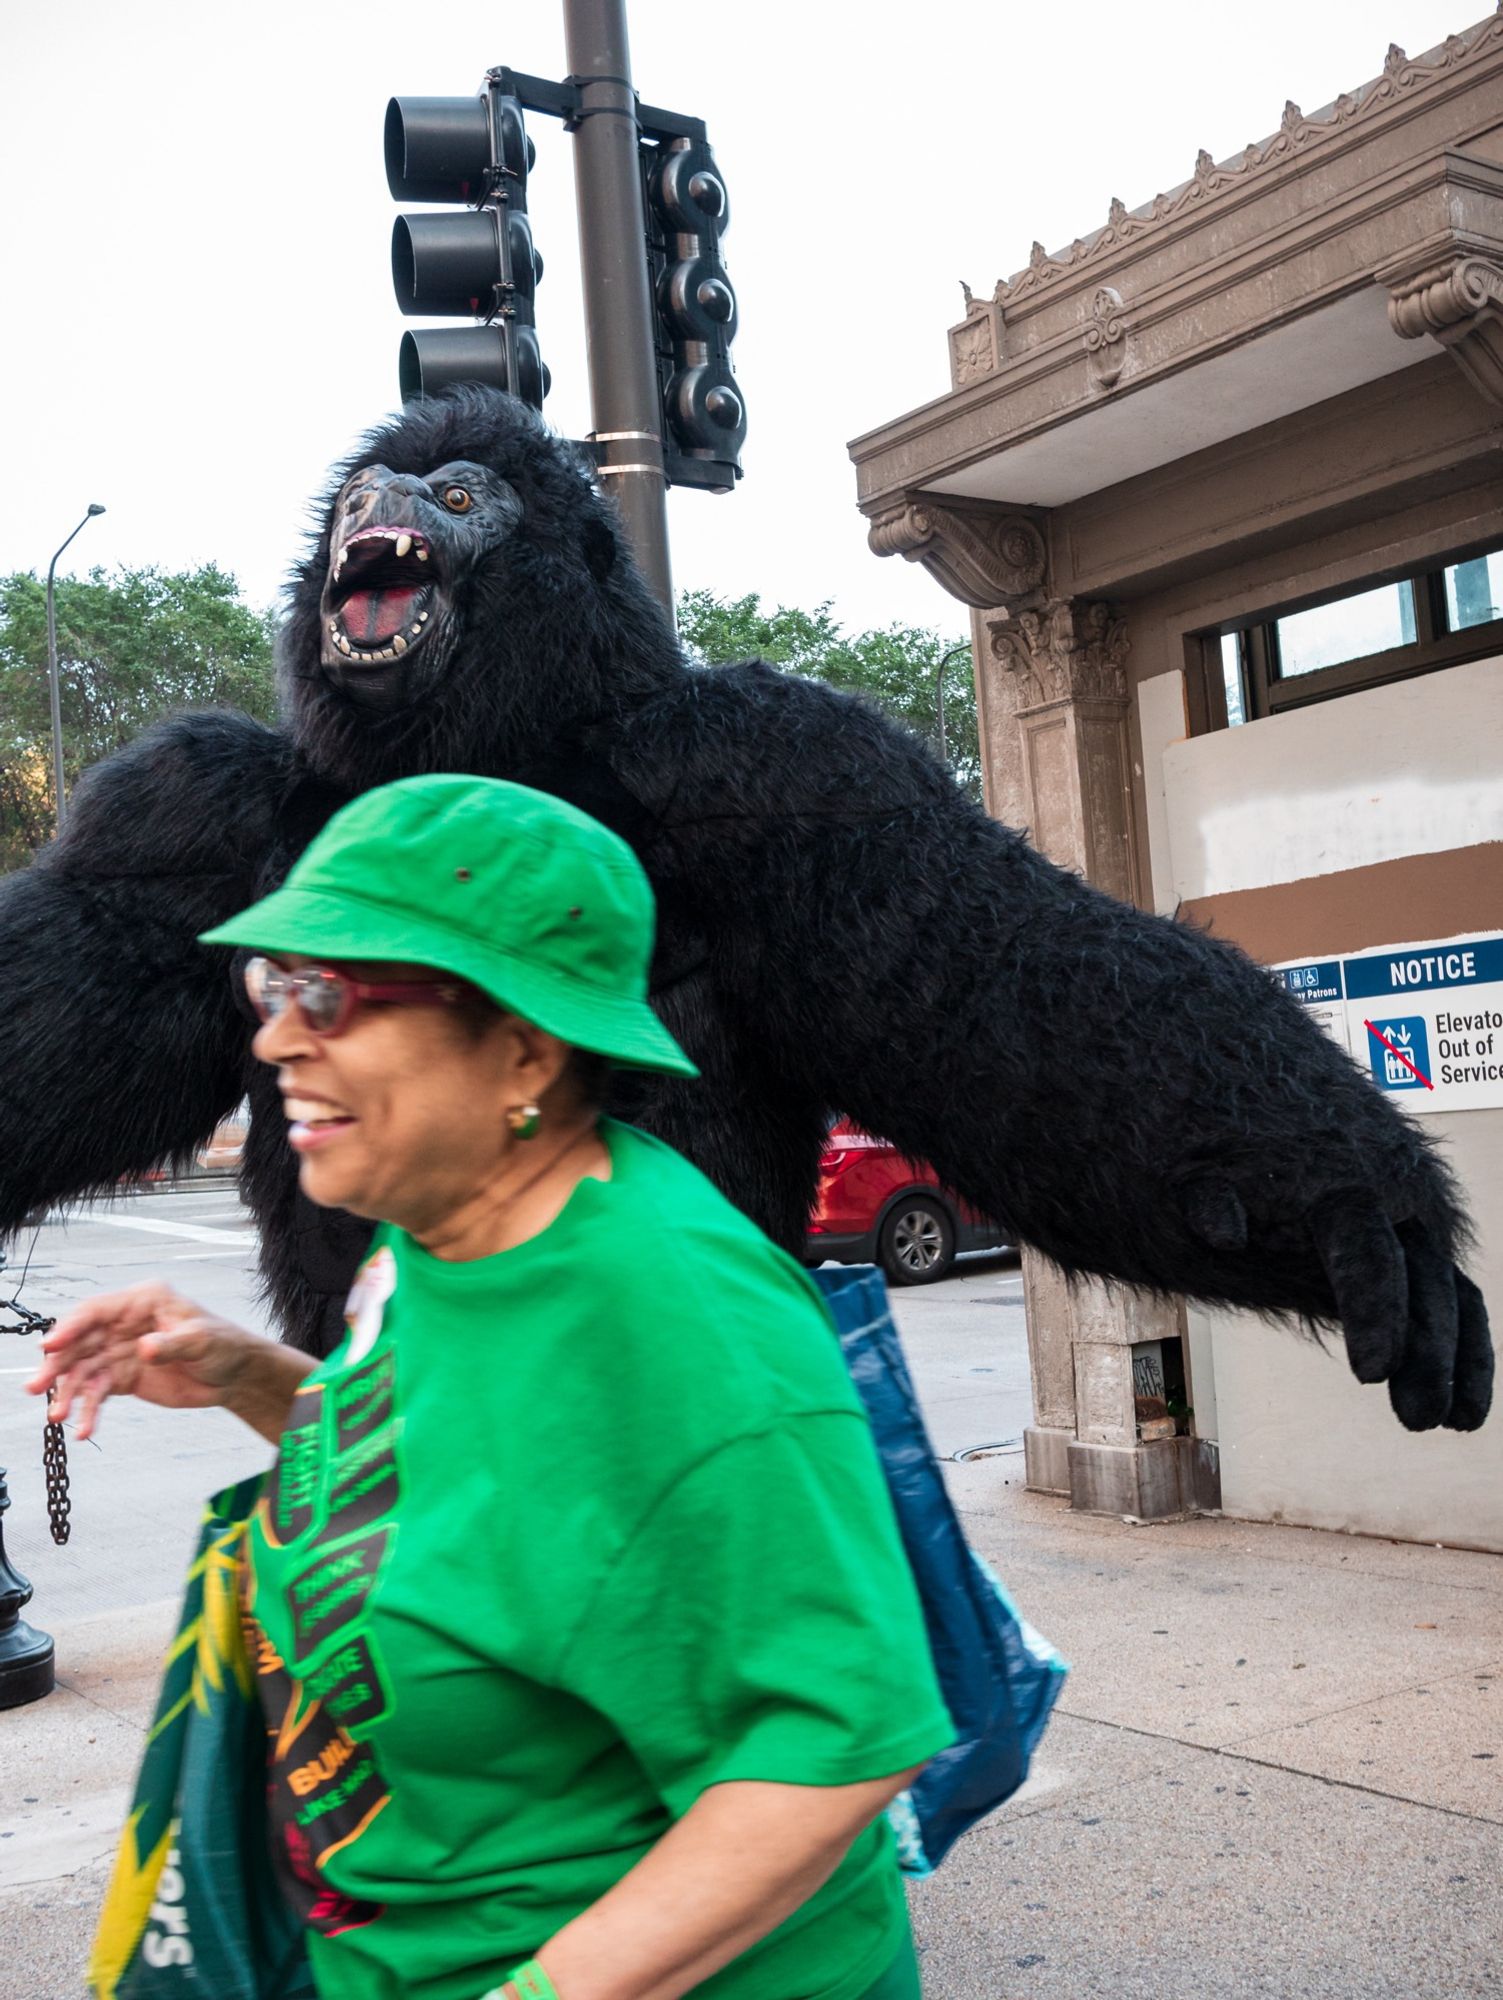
[1187,537,1503,732]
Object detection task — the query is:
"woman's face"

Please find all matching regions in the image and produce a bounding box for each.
[251,957,551,1232]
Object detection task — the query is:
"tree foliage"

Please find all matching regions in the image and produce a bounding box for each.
[677,589,981,803]
[0,564,277,869]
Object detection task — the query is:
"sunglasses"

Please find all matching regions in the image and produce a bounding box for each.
[245,956,461,1039]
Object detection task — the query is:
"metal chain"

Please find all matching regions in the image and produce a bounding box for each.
[43,1402,71,1546]
[0,1241,70,1543]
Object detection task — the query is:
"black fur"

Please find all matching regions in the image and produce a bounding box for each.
[0,389,1490,1431]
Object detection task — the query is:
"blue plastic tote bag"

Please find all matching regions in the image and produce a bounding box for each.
[810,1264,1067,1876]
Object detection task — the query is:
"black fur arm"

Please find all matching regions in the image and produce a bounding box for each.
[0,711,293,1224]
[639,666,1491,1435]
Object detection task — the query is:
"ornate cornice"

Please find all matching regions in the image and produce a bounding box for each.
[866,498,1047,609]
[966,10,1503,310]
[1384,254,1503,404]
[989,600,1130,708]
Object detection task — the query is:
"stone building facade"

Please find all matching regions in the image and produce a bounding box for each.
[850,11,1503,1548]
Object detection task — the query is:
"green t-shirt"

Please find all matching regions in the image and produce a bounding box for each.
[247,1119,953,2000]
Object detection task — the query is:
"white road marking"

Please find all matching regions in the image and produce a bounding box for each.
[173,1248,258,1261]
[77,1214,257,1248]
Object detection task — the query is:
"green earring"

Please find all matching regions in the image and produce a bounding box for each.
[506,1102,542,1141]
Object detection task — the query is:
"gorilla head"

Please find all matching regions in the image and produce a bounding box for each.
[282,388,682,791]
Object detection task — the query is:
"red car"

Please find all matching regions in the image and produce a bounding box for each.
[805,1120,1011,1284]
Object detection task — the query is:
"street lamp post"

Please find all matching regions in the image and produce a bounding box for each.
[934,641,972,767]
[45,504,105,833]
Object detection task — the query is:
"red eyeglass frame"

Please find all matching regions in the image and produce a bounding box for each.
[245,955,462,1039]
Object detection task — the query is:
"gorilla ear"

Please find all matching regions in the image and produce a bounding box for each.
[583,514,618,582]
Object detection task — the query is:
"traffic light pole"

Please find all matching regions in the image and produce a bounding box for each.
[562,0,675,616]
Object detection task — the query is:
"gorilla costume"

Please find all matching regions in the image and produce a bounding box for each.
[2,390,1491,1434]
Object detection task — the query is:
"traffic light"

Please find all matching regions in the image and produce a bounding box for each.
[642,135,745,490]
[385,81,548,407]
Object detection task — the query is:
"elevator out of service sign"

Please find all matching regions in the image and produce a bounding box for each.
[1274,932,1503,1114]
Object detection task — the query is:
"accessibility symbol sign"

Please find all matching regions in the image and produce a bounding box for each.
[1274,931,1503,1115]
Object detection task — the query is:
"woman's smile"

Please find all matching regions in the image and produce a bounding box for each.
[280,1089,358,1153]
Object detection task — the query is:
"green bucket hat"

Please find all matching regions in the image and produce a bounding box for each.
[199,774,698,1078]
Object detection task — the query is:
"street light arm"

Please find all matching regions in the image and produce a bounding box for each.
[46,508,103,590]
[933,640,972,767]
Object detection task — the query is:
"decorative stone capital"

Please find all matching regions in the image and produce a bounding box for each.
[866,498,1046,609]
[988,599,1130,709]
[1383,254,1503,406]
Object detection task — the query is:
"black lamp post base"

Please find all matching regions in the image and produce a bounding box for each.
[0,1463,55,1706]
[0,1618,55,1708]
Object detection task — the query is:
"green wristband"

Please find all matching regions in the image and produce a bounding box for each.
[506,1963,561,2000]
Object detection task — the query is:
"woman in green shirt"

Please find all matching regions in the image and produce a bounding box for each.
[33,774,954,2000]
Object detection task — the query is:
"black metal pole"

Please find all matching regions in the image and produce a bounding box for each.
[562,0,674,616]
[934,642,970,767]
[0,1466,54,1708]
[44,504,105,834]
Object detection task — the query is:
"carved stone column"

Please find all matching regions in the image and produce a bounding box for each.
[988,601,1140,900]
[981,600,1191,1518]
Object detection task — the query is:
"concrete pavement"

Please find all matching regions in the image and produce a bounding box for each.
[1,1199,1498,1997]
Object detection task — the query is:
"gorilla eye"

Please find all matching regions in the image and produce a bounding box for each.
[442,486,473,513]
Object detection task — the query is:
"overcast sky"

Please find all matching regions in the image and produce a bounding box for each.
[3,0,1482,644]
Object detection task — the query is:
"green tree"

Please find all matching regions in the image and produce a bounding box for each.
[677,589,981,803]
[0,563,278,869]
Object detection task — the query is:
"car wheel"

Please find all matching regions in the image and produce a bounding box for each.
[879,1196,956,1285]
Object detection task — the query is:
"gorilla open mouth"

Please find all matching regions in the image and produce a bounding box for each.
[324,526,440,667]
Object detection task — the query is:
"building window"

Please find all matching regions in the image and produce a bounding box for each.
[1444,550,1503,632]
[1191,539,1503,730]
[1274,580,1416,679]
[1219,633,1247,726]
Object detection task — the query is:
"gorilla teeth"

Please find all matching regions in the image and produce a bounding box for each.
[331,525,431,576]
[393,635,407,653]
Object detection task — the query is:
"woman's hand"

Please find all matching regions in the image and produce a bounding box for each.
[25,1282,313,1444]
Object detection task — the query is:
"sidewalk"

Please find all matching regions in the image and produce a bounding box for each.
[910,1472,1502,1999]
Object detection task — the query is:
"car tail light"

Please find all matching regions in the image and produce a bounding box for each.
[820,1130,884,1169]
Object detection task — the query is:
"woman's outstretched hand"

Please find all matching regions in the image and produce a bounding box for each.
[25,1283,313,1444]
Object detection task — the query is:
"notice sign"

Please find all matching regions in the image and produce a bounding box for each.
[1274,932,1503,1114]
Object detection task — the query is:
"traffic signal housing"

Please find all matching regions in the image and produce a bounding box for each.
[385,83,548,408]
[642,135,746,491]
